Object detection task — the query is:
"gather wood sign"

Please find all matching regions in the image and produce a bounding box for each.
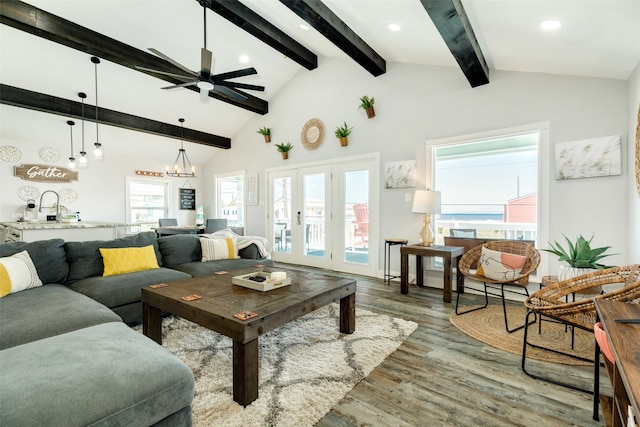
[14,164,78,182]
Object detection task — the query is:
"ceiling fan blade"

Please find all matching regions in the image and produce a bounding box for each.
[135,66,194,81]
[161,81,198,90]
[148,48,198,77]
[201,48,212,76]
[215,81,265,92]
[212,67,257,81]
[213,85,248,101]
[200,87,210,103]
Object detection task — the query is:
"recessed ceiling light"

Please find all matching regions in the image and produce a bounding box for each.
[239,54,249,64]
[388,23,401,32]
[299,23,310,30]
[540,19,562,31]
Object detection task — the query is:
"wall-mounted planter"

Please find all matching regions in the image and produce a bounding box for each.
[365,106,375,119]
[281,152,289,160]
[263,134,271,143]
[339,137,348,147]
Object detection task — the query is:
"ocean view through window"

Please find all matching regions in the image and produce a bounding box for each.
[433,131,539,243]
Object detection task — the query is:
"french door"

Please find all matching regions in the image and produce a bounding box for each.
[267,154,378,276]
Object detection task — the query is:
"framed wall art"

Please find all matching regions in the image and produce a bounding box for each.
[555,135,621,180]
[384,160,417,189]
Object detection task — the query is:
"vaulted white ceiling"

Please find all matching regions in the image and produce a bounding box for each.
[1,0,639,162]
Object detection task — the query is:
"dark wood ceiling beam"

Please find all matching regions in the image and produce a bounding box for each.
[0,84,231,149]
[205,0,317,70]
[420,0,489,87]
[0,0,268,114]
[279,0,386,77]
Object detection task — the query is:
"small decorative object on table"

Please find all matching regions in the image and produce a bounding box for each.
[232,271,291,291]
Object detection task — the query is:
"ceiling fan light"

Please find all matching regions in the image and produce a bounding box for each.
[197,81,214,91]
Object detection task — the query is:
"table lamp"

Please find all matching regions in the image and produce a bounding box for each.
[412,190,441,246]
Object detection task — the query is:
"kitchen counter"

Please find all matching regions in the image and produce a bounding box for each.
[1,222,120,242]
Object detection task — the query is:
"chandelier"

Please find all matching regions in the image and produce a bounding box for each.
[166,118,196,177]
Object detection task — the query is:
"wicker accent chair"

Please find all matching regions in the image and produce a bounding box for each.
[521,264,640,403]
[456,240,541,333]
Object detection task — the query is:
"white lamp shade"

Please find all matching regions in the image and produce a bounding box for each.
[412,190,441,214]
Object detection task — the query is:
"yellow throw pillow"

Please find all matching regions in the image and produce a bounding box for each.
[477,247,527,281]
[0,250,43,298]
[99,245,159,277]
[200,237,239,261]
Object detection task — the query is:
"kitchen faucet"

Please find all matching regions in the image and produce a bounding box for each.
[39,190,61,223]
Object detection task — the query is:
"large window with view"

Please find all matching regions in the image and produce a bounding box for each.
[432,130,540,244]
[216,173,244,227]
[125,178,170,233]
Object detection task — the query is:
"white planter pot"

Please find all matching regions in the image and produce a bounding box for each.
[557,265,602,294]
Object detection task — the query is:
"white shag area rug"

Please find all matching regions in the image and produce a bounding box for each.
[135,303,417,427]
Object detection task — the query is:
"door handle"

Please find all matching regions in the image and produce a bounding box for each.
[297,211,301,225]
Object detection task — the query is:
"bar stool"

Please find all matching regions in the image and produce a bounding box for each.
[384,238,408,285]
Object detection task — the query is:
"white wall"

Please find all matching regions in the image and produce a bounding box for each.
[627,61,640,261]
[1,57,634,274]
[0,112,210,226]
[207,58,632,272]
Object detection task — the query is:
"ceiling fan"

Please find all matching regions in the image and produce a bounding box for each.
[136,2,264,103]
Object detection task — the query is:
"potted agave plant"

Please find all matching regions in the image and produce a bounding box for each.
[358,95,375,118]
[335,122,353,147]
[543,234,617,283]
[275,142,293,159]
[257,126,271,143]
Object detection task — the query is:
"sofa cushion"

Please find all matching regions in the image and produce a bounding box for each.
[172,258,274,277]
[0,250,43,297]
[67,267,191,310]
[65,231,161,283]
[0,284,121,350]
[100,245,160,276]
[0,238,68,284]
[157,234,201,268]
[0,322,194,427]
[200,236,239,261]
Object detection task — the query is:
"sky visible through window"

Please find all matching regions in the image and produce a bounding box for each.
[435,133,538,220]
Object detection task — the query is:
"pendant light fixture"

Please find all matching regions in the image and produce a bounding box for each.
[67,120,77,169]
[166,118,196,177]
[77,92,89,168]
[91,56,103,160]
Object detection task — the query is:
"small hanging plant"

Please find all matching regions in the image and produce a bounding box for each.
[358,96,375,118]
[275,142,293,159]
[257,126,271,142]
[335,122,353,147]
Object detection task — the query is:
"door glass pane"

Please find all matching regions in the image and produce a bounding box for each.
[344,170,369,264]
[217,175,244,227]
[304,173,325,257]
[273,176,292,253]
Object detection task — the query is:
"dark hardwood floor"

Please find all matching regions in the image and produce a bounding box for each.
[276,263,606,427]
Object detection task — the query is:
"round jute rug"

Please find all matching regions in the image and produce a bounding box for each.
[450,305,592,365]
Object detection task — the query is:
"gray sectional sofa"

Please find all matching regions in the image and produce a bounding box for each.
[0,231,273,426]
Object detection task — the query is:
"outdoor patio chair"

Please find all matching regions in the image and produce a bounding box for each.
[352,203,369,248]
[521,264,640,408]
[456,240,541,332]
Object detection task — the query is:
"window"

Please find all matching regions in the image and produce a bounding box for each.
[125,177,170,228]
[216,173,244,226]
[431,125,546,245]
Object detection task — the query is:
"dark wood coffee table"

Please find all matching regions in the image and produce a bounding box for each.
[141,267,356,406]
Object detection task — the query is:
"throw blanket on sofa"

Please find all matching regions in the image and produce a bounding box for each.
[202,229,273,259]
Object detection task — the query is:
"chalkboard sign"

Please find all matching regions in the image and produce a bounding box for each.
[179,188,196,210]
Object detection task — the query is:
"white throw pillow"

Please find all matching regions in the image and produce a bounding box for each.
[477,247,527,281]
[200,237,239,262]
[0,250,43,298]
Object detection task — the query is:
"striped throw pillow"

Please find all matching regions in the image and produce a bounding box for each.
[0,250,43,298]
[200,237,239,261]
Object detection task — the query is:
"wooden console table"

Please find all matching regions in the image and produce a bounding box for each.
[400,244,465,303]
[594,299,640,426]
